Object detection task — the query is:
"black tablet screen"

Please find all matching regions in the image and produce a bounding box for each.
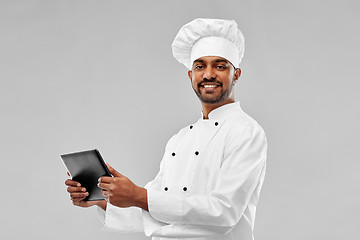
[61,149,112,201]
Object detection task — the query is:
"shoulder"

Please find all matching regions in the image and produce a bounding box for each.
[221,111,267,164]
[223,110,267,146]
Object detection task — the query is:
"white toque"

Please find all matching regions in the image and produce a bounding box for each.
[172,18,245,69]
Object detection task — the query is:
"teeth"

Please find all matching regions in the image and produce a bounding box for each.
[203,85,218,88]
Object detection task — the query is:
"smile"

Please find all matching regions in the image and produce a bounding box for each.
[199,84,221,91]
[203,85,218,88]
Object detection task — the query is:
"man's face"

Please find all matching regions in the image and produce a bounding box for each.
[188,56,241,104]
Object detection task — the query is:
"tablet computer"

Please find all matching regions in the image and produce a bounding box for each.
[61,149,112,201]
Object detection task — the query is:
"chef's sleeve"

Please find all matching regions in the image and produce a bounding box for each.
[98,135,174,232]
[142,124,267,237]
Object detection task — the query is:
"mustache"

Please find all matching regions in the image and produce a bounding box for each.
[197,78,222,87]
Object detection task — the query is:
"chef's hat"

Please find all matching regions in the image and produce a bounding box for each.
[172,18,245,69]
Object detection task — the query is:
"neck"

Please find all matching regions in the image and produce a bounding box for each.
[201,99,235,119]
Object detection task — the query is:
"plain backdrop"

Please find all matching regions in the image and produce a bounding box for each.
[1,0,359,239]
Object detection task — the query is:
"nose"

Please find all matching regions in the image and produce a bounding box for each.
[202,66,217,80]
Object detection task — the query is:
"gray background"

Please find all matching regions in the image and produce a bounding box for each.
[1,0,359,239]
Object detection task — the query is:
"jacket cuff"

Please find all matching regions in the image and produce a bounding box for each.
[147,188,183,224]
[101,203,143,232]
[97,206,106,225]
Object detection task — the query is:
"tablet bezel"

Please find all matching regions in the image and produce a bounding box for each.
[61,149,112,201]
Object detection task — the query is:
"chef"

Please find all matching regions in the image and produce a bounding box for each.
[65,18,267,240]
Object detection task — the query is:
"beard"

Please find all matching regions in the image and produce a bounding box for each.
[192,78,235,104]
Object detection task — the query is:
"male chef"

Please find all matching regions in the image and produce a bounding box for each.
[65,18,267,240]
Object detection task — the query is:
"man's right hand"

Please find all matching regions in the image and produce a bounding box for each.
[65,177,106,210]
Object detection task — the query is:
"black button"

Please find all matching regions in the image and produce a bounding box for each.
[183,187,187,191]
[195,151,199,155]
[190,125,193,129]
[164,187,168,191]
[172,152,176,156]
[215,122,219,126]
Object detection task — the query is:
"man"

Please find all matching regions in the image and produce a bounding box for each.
[65,18,267,240]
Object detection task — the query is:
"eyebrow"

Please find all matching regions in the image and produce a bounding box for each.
[193,58,229,64]
[215,58,235,69]
[214,59,229,64]
[193,59,205,63]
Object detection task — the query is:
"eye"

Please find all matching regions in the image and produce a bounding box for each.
[194,65,204,70]
[216,65,227,70]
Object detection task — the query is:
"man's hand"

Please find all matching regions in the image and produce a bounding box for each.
[65,172,106,210]
[98,164,148,211]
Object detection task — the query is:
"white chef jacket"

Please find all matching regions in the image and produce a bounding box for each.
[98,101,267,240]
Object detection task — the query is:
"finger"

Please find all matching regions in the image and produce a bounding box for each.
[97,182,111,190]
[100,189,109,197]
[65,179,81,187]
[107,164,123,178]
[67,186,86,193]
[99,176,113,184]
[71,197,85,203]
[72,198,86,206]
[70,192,89,199]
[67,171,70,177]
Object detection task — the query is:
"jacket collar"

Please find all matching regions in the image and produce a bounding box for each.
[200,101,242,120]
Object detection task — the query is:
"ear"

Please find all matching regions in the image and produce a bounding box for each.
[188,70,193,82]
[233,68,241,85]
[234,68,241,80]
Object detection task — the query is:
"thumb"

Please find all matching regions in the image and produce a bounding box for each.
[106,163,123,177]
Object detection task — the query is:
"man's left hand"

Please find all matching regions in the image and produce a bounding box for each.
[98,164,148,211]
